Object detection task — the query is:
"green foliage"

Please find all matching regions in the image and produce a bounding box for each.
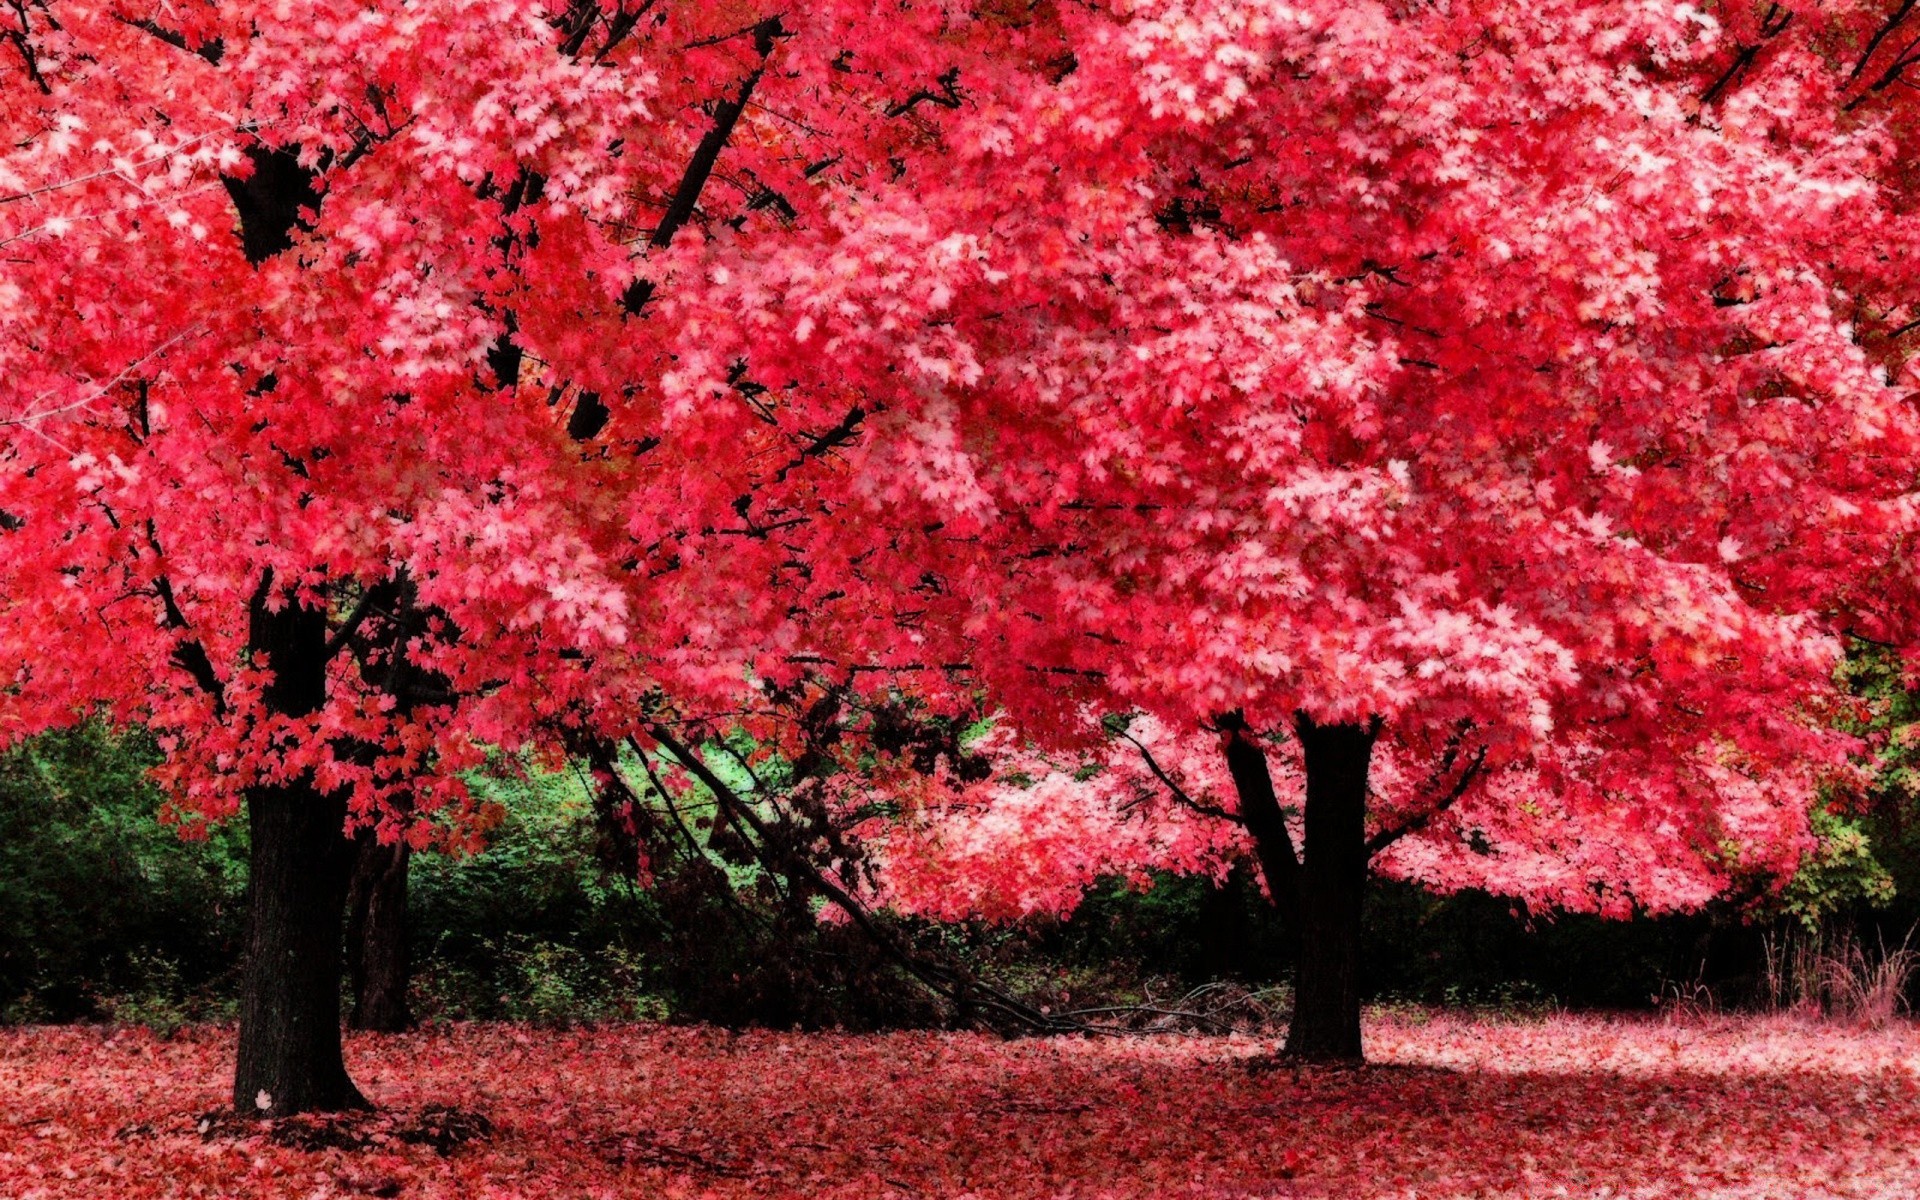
[1817,643,1920,935]
[1360,881,1718,1010]
[0,731,935,1030]
[1026,870,1700,1012]
[611,734,947,1030]
[96,951,228,1035]
[418,937,660,1026]
[1774,807,1895,931]
[10,706,1914,1031]
[1043,868,1290,987]
[0,712,1741,1023]
[0,735,670,1028]
[406,749,937,1029]
[0,724,245,1024]
[407,762,664,1023]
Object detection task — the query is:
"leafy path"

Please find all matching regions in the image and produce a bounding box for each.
[4,1014,1920,1198]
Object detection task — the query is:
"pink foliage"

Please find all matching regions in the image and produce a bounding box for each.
[859,716,1831,920]
[854,720,1251,922]
[6,0,1920,912]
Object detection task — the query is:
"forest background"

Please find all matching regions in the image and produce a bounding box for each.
[8,652,1916,1038]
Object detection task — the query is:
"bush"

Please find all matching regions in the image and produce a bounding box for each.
[0,726,1870,1031]
[407,766,662,1023]
[0,724,246,1024]
[414,761,935,1029]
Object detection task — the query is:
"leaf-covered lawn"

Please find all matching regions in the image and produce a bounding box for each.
[5,1013,1920,1198]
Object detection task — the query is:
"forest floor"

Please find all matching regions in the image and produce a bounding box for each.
[4,1011,1920,1198]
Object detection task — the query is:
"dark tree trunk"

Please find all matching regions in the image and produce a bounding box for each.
[1283,716,1379,1063]
[346,831,413,1032]
[234,778,366,1113]
[1197,865,1251,981]
[232,591,366,1115]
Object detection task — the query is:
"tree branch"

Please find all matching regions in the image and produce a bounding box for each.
[641,724,1067,1032]
[1117,730,1241,824]
[1364,740,1489,857]
[1847,30,1920,109]
[770,403,868,483]
[113,14,224,62]
[886,67,963,117]
[324,577,403,663]
[650,16,784,250]
[144,521,226,715]
[6,0,49,93]
[1698,4,1791,109]
[1853,0,1920,81]
[1215,711,1302,918]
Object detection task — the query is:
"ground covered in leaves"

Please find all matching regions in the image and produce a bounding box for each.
[5,1013,1920,1198]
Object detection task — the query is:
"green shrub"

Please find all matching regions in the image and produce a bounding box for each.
[408,764,666,1023]
[0,724,1877,1029]
[0,724,246,1024]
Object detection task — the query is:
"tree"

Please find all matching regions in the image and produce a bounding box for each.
[680,0,1920,1059]
[0,0,1010,1111]
[857,714,1836,1049]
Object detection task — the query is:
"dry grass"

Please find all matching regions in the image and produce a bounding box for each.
[1764,928,1918,1028]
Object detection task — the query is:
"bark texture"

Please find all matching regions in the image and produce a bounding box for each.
[346,831,414,1032]
[231,593,366,1114]
[1282,715,1378,1063]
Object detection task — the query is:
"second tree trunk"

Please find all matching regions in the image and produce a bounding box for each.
[346,833,413,1032]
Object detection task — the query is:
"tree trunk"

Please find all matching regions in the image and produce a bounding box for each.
[1197,866,1251,981]
[234,778,366,1113]
[346,831,414,1032]
[232,590,367,1115]
[1282,716,1378,1063]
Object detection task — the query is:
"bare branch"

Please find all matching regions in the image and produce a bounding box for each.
[641,724,1067,1032]
[144,521,227,715]
[1116,729,1241,824]
[1365,741,1489,857]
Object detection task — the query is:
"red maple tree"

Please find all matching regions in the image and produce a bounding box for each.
[0,0,984,1111]
[726,0,1920,1058]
